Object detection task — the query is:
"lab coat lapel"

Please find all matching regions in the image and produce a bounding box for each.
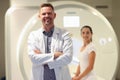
[39,28,45,53]
[51,27,59,53]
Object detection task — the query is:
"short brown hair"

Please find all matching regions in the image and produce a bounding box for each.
[40,3,54,11]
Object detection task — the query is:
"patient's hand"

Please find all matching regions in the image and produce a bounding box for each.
[72,76,81,80]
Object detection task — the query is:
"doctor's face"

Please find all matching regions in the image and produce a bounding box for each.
[39,7,56,26]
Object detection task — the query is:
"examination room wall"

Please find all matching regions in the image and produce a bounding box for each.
[110,0,120,80]
[0,0,120,79]
[0,0,10,79]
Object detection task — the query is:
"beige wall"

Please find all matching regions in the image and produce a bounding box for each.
[0,0,120,79]
[110,0,120,79]
[0,0,9,79]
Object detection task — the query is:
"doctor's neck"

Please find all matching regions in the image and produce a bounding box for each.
[43,25,54,32]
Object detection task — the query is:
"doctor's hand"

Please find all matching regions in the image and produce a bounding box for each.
[54,51,63,59]
[34,49,41,54]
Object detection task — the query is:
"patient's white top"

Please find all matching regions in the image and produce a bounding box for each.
[78,42,97,80]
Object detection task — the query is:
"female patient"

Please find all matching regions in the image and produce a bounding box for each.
[72,25,96,80]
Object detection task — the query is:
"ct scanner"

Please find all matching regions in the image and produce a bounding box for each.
[5,0,119,80]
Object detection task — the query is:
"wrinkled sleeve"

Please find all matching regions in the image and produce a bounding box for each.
[48,32,73,69]
[28,31,54,66]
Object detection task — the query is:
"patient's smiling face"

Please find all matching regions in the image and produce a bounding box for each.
[81,26,93,43]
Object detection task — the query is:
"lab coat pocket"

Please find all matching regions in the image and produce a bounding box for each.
[54,67,62,80]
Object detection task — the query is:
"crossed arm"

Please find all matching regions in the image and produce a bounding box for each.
[34,49,62,59]
[28,31,73,68]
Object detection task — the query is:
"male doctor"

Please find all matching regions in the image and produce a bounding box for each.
[28,3,73,80]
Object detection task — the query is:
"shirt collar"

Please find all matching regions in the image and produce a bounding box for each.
[43,27,54,37]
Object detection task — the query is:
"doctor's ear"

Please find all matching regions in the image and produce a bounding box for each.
[54,13,56,18]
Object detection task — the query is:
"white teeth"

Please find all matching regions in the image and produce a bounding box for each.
[45,20,49,25]
[45,19,50,25]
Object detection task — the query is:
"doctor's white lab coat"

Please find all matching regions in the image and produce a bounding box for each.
[28,27,73,80]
